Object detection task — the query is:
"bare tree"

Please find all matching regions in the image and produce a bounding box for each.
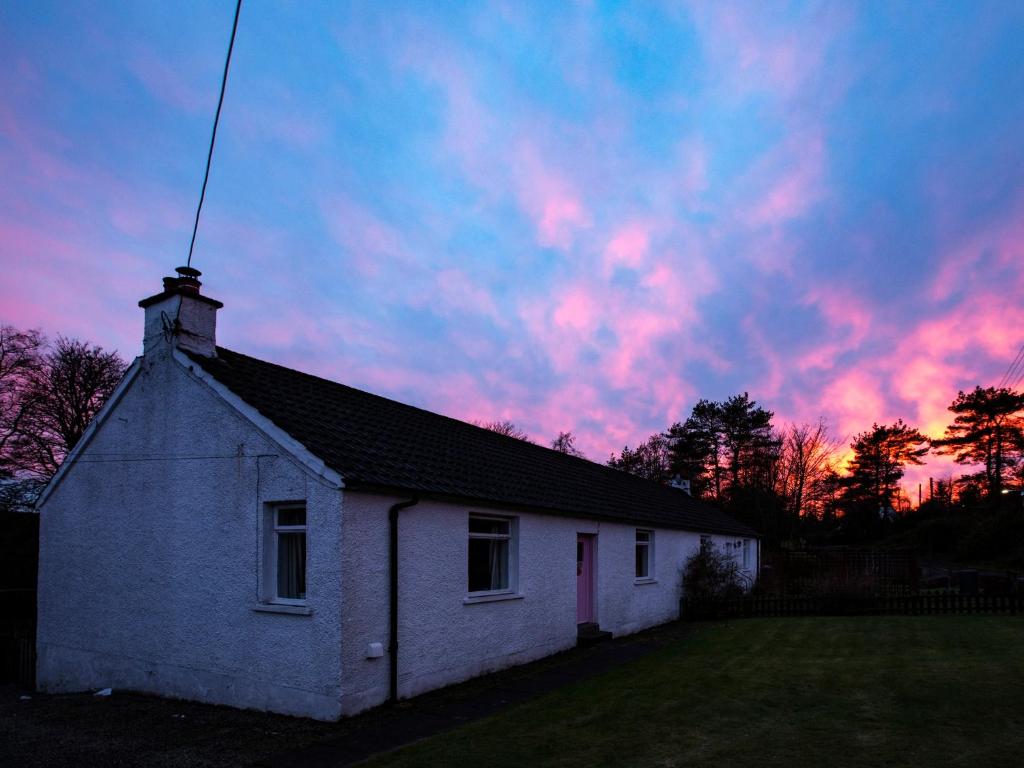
[778,420,843,520]
[476,419,532,442]
[13,336,128,477]
[0,327,45,478]
[551,430,585,458]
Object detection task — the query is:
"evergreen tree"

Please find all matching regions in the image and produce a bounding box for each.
[842,420,928,537]
[932,386,1024,502]
[666,399,723,499]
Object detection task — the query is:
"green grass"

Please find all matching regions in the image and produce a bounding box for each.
[364,617,1024,768]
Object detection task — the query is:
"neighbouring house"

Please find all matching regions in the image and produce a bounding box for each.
[36,269,759,720]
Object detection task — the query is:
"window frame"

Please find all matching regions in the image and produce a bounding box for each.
[635,528,654,581]
[268,504,308,606]
[467,513,517,597]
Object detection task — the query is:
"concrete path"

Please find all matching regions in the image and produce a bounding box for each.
[262,621,688,767]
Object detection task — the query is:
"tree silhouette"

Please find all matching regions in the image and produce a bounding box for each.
[845,420,929,512]
[932,386,1024,502]
[607,433,671,483]
[719,392,778,495]
[477,419,532,442]
[12,336,127,477]
[551,430,585,458]
[0,326,44,479]
[666,399,723,499]
[778,420,842,520]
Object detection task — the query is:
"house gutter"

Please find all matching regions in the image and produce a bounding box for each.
[388,495,419,704]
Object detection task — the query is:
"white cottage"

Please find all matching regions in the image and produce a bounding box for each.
[36,270,759,720]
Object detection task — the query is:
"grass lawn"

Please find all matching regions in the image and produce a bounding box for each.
[364,616,1024,768]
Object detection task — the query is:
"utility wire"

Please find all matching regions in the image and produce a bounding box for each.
[998,342,1024,389]
[186,0,243,269]
[1010,365,1024,392]
[997,345,1021,386]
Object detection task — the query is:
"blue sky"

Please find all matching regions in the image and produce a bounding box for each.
[2,1,1024,487]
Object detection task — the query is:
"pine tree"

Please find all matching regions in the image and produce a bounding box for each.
[932,386,1024,502]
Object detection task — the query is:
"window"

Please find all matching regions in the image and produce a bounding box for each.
[635,529,653,579]
[742,539,751,569]
[271,505,307,604]
[468,515,514,594]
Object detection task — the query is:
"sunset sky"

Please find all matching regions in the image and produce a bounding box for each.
[2,2,1023,492]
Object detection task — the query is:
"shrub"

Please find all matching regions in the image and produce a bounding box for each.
[682,542,744,602]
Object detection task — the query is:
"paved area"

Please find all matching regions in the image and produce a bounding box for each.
[2,621,689,768]
[262,621,686,767]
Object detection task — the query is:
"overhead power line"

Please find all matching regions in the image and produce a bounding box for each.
[998,342,1024,389]
[186,0,243,269]
[1010,365,1024,392]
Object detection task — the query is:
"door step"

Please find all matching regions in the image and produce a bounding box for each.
[577,622,613,647]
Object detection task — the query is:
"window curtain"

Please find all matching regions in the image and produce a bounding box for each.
[489,539,508,590]
[278,532,306,599]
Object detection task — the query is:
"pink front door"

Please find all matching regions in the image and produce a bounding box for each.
[576,535,594,624]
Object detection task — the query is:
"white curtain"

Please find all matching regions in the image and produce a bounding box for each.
[489,539,508,590]
[277,532,306,599]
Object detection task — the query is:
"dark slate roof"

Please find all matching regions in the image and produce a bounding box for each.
[185,346,756,537]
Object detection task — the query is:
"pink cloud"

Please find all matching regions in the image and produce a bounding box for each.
[818,370,889,444]
[797,288,873,372]
[603,222,650,274]
[745,133,827,228]
[930,194,1024,302]
[512,143,592,250]
[552,286,600,333]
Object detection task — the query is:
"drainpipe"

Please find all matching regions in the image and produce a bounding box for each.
[388,496,419,705]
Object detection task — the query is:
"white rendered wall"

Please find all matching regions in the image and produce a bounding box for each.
[337,493,759,714]
[36,346,345,720]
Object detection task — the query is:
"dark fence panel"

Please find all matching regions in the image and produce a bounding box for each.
[759,546,920,597]
[682,593,1024,621]
[0,513,38,690]
[0,589,36,689]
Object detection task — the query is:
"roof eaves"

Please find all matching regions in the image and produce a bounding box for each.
[343,480,759,537]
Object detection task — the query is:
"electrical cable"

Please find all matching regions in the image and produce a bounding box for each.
[185,0,243,270]
[1010,366,1024,392]
[998,343,1024,389]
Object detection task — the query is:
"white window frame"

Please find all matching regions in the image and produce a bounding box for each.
[266,504,308,606]
[635,529,654,581]
[467,514,517,597]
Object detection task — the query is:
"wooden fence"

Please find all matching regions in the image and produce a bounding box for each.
[682,592,1024,621]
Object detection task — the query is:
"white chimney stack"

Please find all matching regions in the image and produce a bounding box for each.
[139,267,222,357]
[670,475,692,495]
